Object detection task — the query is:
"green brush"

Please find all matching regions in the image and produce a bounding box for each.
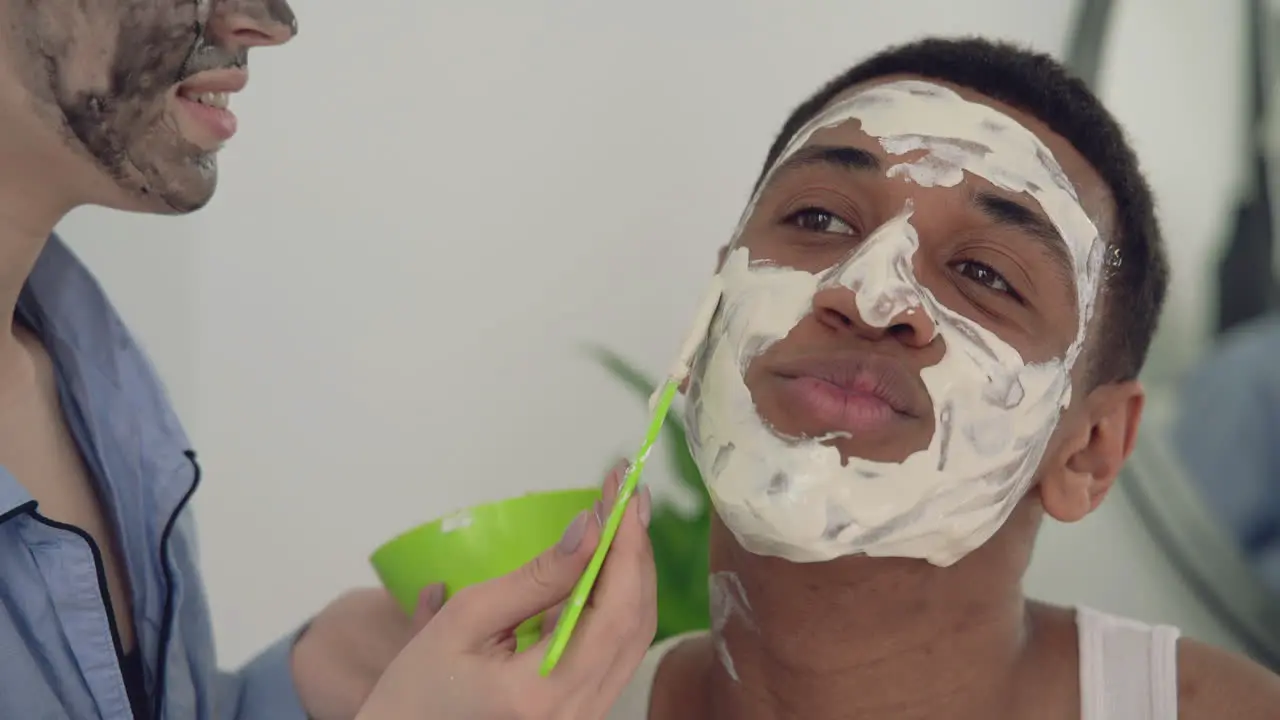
[540,278,723,676]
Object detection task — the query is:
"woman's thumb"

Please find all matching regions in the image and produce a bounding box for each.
[437,508,599,645]
[410,583,446,633]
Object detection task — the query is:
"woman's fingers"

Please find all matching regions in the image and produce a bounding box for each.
[410,584,446,634]
[522,483,657,695]
[430,458,637,652]
[541,601,566,640]
[581,486,658,712]
[434,508,601,650]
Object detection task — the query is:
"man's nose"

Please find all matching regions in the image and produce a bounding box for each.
[208,0,298,49]
[811,284,936,349]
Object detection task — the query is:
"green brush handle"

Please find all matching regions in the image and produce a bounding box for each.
[539,378,680,676]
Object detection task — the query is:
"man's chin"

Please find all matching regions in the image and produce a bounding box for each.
[831,437,928,465]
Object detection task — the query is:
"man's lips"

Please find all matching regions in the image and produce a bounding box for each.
[767,353,929,437]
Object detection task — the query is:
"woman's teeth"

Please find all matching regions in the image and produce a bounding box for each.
[182,91,229,109]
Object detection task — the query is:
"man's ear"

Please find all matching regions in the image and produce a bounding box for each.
[1039,380,1144,523]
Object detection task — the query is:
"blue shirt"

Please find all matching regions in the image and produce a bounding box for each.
[1173,315,1280,594]
[0,237,308,719]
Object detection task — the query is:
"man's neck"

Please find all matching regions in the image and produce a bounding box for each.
[701,500,1047,720]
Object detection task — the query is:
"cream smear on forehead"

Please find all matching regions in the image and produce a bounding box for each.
[681,80,1105,566]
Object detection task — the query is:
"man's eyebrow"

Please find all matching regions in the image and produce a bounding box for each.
[973,191,1075,278]
[772,144,881,177]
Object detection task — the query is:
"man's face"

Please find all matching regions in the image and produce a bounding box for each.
[683,77,1113,567]
[0,0,296,214]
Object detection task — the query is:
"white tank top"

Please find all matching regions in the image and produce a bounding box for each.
[608,605,1180,719]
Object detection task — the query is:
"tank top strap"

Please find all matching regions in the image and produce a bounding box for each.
[1077,605,1180,720]
[607,632,705,719]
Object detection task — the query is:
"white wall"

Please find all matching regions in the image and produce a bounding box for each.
[56,0,1252,666]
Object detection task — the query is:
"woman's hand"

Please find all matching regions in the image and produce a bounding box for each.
[356,462,658,720]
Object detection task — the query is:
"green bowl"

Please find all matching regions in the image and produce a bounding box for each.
[371,488,600,650]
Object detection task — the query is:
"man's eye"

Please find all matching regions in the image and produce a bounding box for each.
[782,208,857,236]
[954,260,1015,296]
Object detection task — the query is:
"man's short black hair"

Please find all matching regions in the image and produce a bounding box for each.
[756,36,1168,384]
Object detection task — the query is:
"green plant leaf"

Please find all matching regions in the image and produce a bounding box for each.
[589,345,713,641]
[590,345,657,397]
[648,504,711,639]
[588,346,707,501]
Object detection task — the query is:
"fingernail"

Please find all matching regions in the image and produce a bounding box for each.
[558,511,589,554]
[419,583,445,614]
[593,499,604,526]
[605,460,627,491]
[638,486,652,528]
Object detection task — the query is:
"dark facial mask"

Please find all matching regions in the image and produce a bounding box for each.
[15,0,296,212]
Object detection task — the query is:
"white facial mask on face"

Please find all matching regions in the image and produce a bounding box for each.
[680,80,1105,567]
